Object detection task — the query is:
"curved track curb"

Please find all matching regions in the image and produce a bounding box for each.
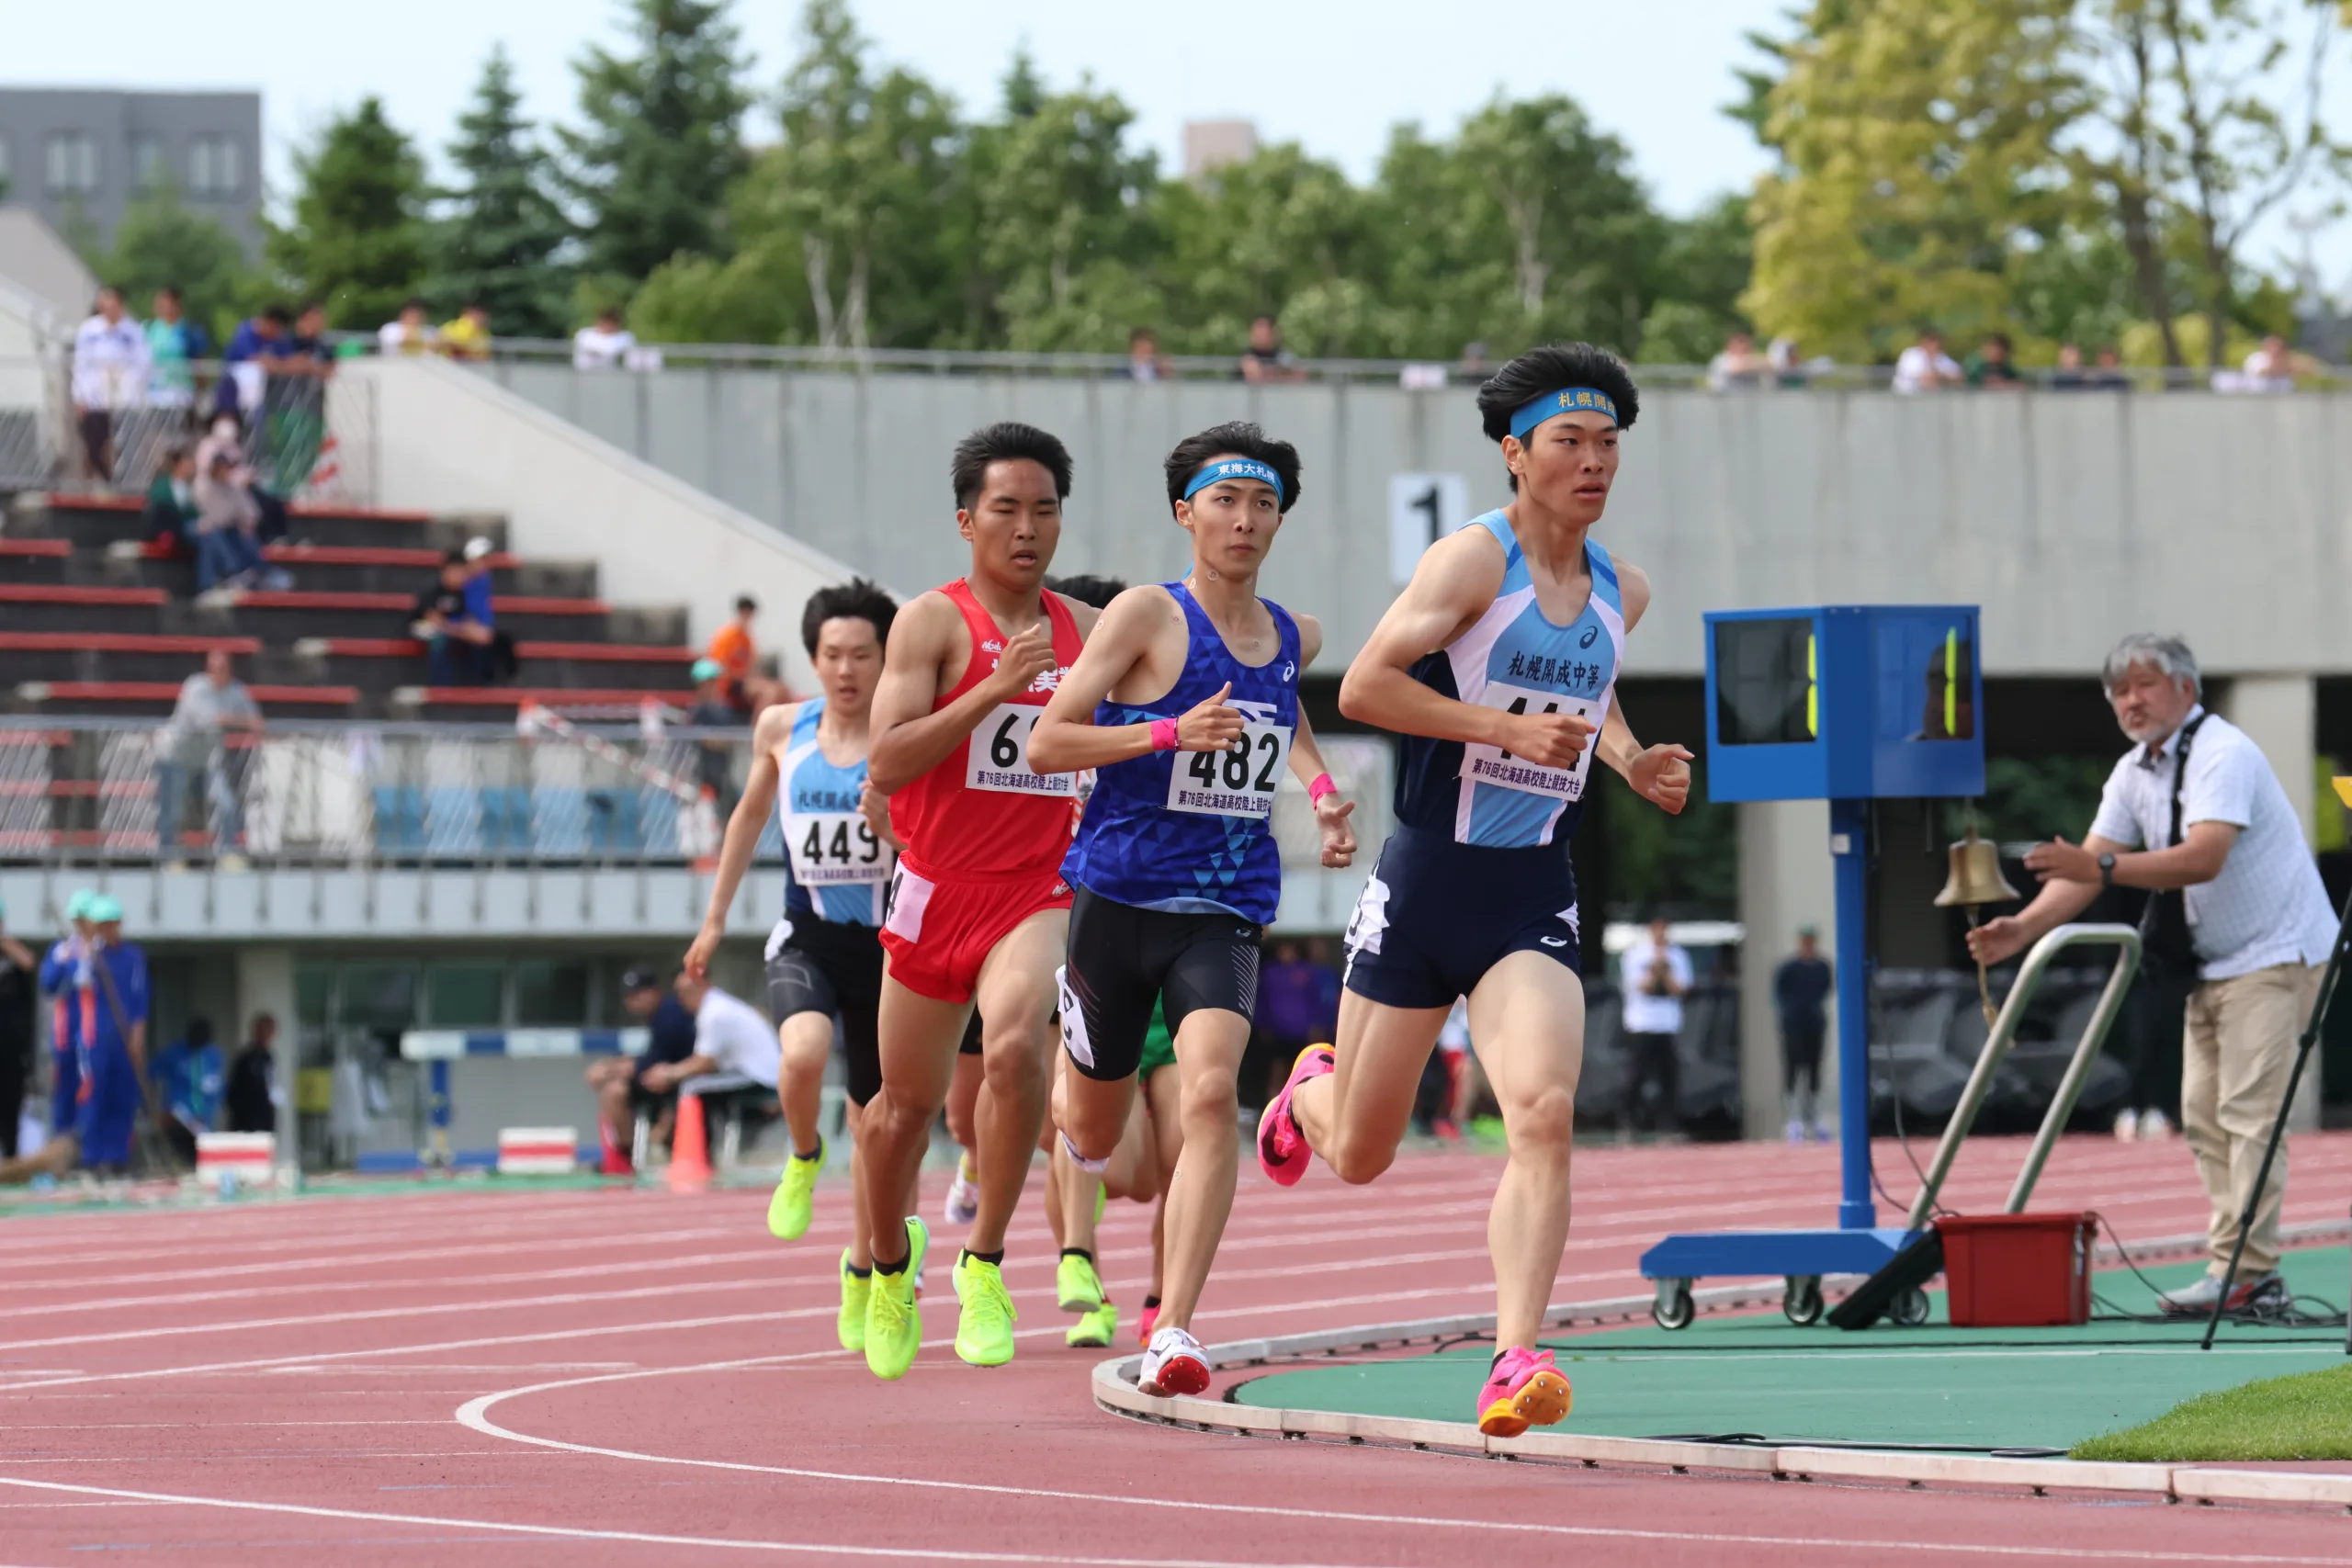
[1093,1239,2352,1517]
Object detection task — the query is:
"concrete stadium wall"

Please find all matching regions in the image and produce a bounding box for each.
[358,356,866,689]
[490,364,2352,680]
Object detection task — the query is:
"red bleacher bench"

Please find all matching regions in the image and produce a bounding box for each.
[118,540,519,570]
[0,632,262,656]
[40,491,437,523]
[17,682,361,707]
[0,583,167,607]
[299,637,691,664]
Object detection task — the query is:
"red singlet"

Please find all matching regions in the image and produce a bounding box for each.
[888,578,1084,880]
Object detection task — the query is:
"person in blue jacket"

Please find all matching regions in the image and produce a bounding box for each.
[36,889,96,1145]
[1,893,149,1183]
[151,1015,224,1168]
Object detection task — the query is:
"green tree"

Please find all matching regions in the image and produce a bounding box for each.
[1744,0,2085,362]
[98,187,259,342]
[267,97,430,328]
[561,0,752,298]
[434,45,575,339]
[1638,193,1756,362]
[1158,143,1383,356]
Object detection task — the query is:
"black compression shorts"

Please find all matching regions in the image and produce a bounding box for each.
[765,915,884,1107]
[1057,885,1260,1082]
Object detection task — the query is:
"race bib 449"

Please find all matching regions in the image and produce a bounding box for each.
[1459,688,1600,801]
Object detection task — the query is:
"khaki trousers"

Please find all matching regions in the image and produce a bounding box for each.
[2179,962,2321,1278]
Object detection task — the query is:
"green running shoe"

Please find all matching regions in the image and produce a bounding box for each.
[952,1249,1018,1368]
[837,1249,869,1353]
[1056,1250,1105,1313]
[864,1218,926,1381]
[1066,1298,1119,1348]
[767,1140,823,1241]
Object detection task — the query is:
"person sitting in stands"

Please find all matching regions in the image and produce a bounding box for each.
[587,967,700,1174]
[144,444,199,556]
[193,446,270,595]
[413,550,498,686]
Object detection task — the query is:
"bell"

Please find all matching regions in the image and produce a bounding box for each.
[1935,827,2020,908]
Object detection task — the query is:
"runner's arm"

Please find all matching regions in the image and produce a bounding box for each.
[1285,615,1357,867]
[685,703,795,978]
[1338,530,1589,766]
[1590,562,1691,814]
[865,594,1029,794]
[1028,588,1238,772]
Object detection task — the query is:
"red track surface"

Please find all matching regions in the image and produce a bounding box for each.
[4,1133,2350,1566]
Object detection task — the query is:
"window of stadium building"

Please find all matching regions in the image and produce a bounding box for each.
[188,133,241,197]
[0,135,12,195]
[513,961,591,1027]
[426,963,506,1030]
[130,132,167,193]
[43,130,97,197]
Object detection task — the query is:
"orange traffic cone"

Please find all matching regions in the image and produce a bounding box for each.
[668,1092,713,1191]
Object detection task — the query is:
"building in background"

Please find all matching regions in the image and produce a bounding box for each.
[1182,118,1257,184]
[0,89,263,258]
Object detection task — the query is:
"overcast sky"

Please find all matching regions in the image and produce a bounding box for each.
[4,0,2343,283]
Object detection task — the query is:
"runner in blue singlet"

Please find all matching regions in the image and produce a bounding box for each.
[686,578,899,1354]
[1029,422,1358,1397]
[1256,344,1694,1438]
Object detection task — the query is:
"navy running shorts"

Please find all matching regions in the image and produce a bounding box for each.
[1341,824,1580,1010]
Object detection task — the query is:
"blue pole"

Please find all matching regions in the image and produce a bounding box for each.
[1830,796,1876,1230]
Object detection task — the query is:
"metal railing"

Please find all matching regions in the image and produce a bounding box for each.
[0,716,1393,875]
[444,335,2352,393]
[0,355,377,504]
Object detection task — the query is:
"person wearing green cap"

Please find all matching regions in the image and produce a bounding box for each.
[74,895,150,1175]
[686,656,744,814]
[35,892,97,1147]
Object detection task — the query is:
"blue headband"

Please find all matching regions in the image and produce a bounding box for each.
[1508,387,1619,443]
[1182,457,1284,506]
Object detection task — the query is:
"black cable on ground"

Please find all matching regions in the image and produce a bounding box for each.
[1646,1433,2067,1460]
[2088,1215,2346,1329]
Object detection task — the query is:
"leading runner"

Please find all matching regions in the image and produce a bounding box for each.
[1255,344,1690,1436]
[1029,422,1355,1396]
[855,423,1100,1380]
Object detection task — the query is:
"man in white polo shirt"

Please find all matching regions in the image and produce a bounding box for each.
[639,969,780,1095]
[1969,634,2336,1314]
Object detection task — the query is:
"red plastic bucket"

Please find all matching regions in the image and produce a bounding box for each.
[1935,1212,2098,1327]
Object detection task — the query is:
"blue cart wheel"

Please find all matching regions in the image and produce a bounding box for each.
[1652,1277,1695,1330]
[1782,1275,1825,1325]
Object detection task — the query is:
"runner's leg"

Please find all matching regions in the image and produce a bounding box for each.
[842,1097,873,1270]
[861,977,970,1267]
[777,1012,832,1157]
[1290,990,1449,1184]
[967,908,1068,1255]
[1143,1063,1183,1310]
[1465,951,1585,1350]
[1152,1008,1250,1330]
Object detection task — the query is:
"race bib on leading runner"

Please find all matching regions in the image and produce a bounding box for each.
[1166,721,1291,818]
[1459,688,1600,801]
[786,811,891,886]
[967,704,1077,796]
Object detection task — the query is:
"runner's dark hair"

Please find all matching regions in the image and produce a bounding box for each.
[1043,574,1128,611]
[1162,421,1304,515]
[801,578,899,656]
[952,423,1074,512]
[1476,344,1640,491]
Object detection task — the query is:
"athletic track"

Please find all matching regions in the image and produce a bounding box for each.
[2,1131,2349,1566]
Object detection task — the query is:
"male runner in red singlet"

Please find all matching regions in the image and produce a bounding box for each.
[855,423,1101,1380]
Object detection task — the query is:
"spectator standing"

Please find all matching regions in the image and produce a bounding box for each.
[154,649,264,867]
[150,1015,224,1167]
[706,595,764,712]
[1619,915,1692,1137]
[72,286,149,487]
[2088,344,2131,389]
[76,896,150,1176]
[572,308,638,369]
[458,536,514,678]
[2050,342,2088,389]
[1892,328,1963,393]
[1706,331,1768,390]
[1122,327,1165,381]
[1238,314,1305,383]
[2239,334,2296,393]
[587,967,698,1173]
[145,286,208,412]
[0,899,33,1159]
[1967,633,2338,1314]
[216,305,291,423]
[1965,333,2027,389]
[1773,925,1834,1143]
[1768,335,1812,387]
[438,301,492,361]
[143,444,199,556]
[224,1013,279,1135]
[686,656,742,815]
[378,298,437,356]
[412,550,497,686]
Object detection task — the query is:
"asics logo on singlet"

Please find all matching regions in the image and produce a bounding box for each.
[1540,936,1568,948]
[1578,626,1599,649]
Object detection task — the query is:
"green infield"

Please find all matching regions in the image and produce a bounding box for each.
[2073,1361,2352,1462]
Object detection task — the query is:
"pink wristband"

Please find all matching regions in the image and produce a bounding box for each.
[1149,717,1180,752]
[1308,773,1338,805]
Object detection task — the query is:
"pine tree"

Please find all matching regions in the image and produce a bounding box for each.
[435,45,575,339]
[267,97,429,329]
[560,0,752,293]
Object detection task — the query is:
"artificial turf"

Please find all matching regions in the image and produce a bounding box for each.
[2072,1361,2352,1462]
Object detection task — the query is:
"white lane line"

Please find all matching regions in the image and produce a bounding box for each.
[1,1472,2344,1565]
[2,1421,451,1430]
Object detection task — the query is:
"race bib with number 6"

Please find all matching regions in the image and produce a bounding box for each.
[967,704,1077,796]
[1167,721,1291,818]
[786,812,890,886]
[1459,688,1600,801]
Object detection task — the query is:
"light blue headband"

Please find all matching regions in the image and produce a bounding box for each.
[1182,457,1284,506]
[1509,387,1619,443]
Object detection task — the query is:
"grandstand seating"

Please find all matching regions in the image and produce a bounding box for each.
[1,493,704,719]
